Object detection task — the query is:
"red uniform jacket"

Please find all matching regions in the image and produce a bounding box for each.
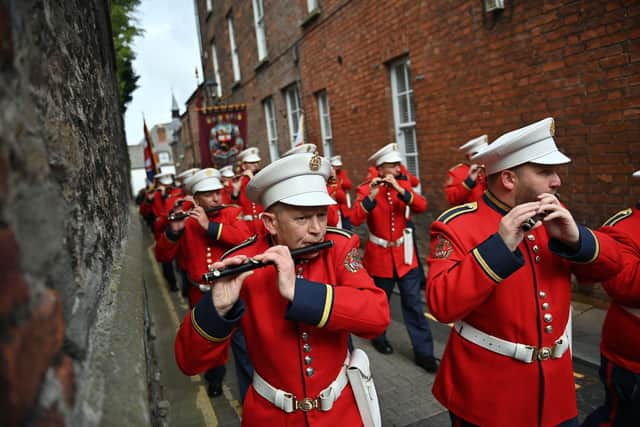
[155,205,252,307]
[351,176,427,278]
[152,187,184,240]
[335,169,352,219]
[444,163,486,206]
[175,228,390,426]
[327,182,346,227]
[426,191,622,427]
[598,204,640,373]
[235,175,264,234]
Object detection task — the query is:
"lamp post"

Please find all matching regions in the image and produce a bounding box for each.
[204,79,220,108]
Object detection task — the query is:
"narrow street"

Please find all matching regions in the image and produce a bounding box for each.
[141,222,604,427]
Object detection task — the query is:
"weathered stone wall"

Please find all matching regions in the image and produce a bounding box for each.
[0,1,134,426]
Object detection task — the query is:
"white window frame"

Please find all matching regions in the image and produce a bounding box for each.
[206,0,212,13]
[252,0,268,61]
[210,42,222,98]
[263,97,279,162]
[227,15,241,82]
[316,91,333,158]
[285,85,302,147]
[307,0,318,13]
[390,57,420,191]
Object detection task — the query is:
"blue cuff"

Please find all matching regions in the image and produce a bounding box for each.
[285,279,334,328]
[398,190,412,204]
[471,233,524,283]
[463,177,477,190]
[362,197,376,212]
[207,221,223,240]
[191,291,244,342]
[549,225,599,263]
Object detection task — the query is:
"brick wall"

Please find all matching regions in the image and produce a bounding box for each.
[197,0,639,301]
[297,0,639,227]
[0,1,131,425]
[198,0,306,159]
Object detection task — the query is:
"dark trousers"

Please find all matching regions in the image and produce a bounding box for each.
[178,267,190,297]
[372,266,434,358]
[581,355,640,427]
[450,412,578,427]
[161,261,177,290]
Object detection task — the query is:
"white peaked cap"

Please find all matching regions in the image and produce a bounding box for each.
[155,171,174,185]
[220,165,235,178]
[176,168,199,181]
[282,143,317,157]
[633,170,640,179]
[182,169,201,195]
[368,143,403,166]
[459,135,489,156]
[247,153,336,209]
[330,155,343,167]
[472,117,571,175]
[191,168,223,194]
[238,147,261,163]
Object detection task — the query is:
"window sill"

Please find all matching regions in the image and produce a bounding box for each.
[231,80,242,90]
[254,58,270,72]
[300,8,321,28]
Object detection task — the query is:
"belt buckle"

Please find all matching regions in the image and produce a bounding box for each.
[534,346,552,361]
[197,284,211,292]
[295,397,318,412]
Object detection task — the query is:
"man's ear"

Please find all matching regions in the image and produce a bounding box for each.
[500,169,517,190]
[261,211,278,235]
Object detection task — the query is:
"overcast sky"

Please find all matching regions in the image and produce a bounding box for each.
[124,0,202,146]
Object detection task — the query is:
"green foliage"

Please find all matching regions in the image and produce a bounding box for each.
[111,0,144,114]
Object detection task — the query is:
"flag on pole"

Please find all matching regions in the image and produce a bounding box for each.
[143,119,160,183]
[293,114,304,147]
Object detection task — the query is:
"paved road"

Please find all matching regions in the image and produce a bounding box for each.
[143,233,604,426]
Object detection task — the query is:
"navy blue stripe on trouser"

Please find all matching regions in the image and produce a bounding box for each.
[581,354,640,427]
[372,266,434,358]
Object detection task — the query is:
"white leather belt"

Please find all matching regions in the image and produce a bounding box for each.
[252,354,349,413]
[369,233,404,248]
[620,305,640,317]
[454,320,570,363]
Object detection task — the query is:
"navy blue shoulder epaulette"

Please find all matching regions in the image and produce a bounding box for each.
[325,226,353,239]
[435,202,478,224]
[220,234,258,260]
[602,208,633,227]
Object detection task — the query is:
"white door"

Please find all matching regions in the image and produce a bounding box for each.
[390,57,421,192]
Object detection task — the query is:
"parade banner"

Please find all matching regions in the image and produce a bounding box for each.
[143,119,160,183]
[197,103,248,169]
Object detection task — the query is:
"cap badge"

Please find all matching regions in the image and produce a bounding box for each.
[309,153,321,171]
[549,119,555,136]
[391,143,398,151]
[205,169,214,176]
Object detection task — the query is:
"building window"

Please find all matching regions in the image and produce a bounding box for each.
[390,57,420,190]
[210,43,222,98]
[263,97,279,162]
[227,15,241,82]
[252,0,268,61]
[307,0,318,12]
[316,91,333,158]
[206,0,212,13]
[285,84,302,147]
[158,151,171,164]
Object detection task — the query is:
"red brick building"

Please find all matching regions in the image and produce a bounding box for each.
[195,0,639,230]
